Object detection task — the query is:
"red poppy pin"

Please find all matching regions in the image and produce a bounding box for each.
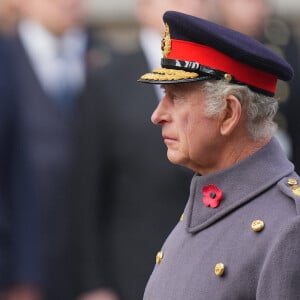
[202,184,223,208]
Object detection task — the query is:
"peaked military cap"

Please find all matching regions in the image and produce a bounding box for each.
[139,11,294,96]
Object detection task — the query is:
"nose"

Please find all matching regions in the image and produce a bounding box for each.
[151,97,169,125]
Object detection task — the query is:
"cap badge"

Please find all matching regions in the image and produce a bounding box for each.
[161,23,172,58]
[202,184,223,208]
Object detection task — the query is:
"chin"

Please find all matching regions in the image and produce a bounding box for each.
[167,151,188,168]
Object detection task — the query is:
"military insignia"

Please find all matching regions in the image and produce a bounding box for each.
[161,23,172,57]
[202,184,223,208]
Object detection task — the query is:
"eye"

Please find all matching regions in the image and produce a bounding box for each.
[161,87,176,100]
[162,86,184,102]
[170,91,184,102]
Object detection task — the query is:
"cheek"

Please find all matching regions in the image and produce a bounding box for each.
[179,116,194,146]
[179,116,203,155]
[187,117,219,153]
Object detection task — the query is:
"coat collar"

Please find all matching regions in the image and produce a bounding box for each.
[186,138,294,233]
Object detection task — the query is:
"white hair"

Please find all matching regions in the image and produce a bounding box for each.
[199,80,278,141]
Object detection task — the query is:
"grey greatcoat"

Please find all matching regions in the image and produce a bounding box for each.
[143,138,300,300]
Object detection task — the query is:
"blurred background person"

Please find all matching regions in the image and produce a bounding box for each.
[208,0,300,172]
[208,0,271,38]
[0,10,42,300]
[0,0,20,34]
[0,2,41,300]
[0,0,110,299]
[73,1,211,300]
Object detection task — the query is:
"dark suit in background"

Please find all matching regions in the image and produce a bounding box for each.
[0,23,107,299]
[5,32,77,300]
[0,35,42,292]
[73,45,193,300]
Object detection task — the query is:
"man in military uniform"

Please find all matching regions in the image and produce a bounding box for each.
[139,11,300,300]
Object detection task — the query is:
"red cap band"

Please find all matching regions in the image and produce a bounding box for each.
[167,39,277,94]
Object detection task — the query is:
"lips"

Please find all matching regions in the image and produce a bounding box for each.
[163,135,173,140]
[163,135,176,143]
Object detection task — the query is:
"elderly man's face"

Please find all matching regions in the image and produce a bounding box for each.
[151,83,221,173]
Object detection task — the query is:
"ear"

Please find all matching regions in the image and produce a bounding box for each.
[218,94,242,136]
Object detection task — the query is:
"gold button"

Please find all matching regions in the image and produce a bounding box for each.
[288,178,298,186]
[251,220,265,232]
[156,251,164,264]
[292,185,300,196]
[224,73,232,81]
[180,213,184,221]
[214,263,225,276]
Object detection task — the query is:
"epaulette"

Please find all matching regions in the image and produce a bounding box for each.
[277,176,300,215]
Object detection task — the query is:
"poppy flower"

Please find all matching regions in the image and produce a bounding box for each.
[202,184,223,208]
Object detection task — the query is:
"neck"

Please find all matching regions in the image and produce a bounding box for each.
[197,135,271,175]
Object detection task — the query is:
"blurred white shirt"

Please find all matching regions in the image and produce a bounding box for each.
[18,19,87,102]
[140,28,164,101]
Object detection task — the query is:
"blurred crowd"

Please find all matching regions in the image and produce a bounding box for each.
[0,0,299,300]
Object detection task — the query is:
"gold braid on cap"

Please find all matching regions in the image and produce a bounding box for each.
[161,23,172,58]
[140,68,199,81]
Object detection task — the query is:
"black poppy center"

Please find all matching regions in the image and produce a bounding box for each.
[210,192,216,199]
